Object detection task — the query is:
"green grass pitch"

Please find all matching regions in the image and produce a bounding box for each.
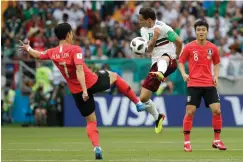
[2,127,243,162]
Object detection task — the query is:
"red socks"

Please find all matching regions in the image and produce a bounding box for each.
[212,114,222,141]
[86,122,99,147]
[183,115,193,142]
[183,114,222,142]
[115,75,139,104]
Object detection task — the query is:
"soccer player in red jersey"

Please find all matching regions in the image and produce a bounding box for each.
[179,20,227,152]
[19,23,146,160]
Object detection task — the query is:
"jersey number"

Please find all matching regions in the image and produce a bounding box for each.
[193,51,198,61]
[59,62,70,78]
[148,33,153,40]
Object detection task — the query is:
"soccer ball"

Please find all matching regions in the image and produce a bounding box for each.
[130,37,148,55]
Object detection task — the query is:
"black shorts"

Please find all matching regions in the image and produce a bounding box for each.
[186,87,220,108]
[72,70,110,117]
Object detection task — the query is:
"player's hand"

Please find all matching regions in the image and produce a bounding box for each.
[82,91,89,102]
[214,76,218,88]
[182,73,189,82]
[18,40,31,52]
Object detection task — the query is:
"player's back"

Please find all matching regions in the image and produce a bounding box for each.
[46,44,97,93]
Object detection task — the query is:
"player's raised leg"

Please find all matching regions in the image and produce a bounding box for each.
[210,103,227,150]
[149,56,170,81]
[108,71,145,112]
[140,87,165,134]
[183,105,196,152]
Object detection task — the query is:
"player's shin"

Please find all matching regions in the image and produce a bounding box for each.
[115,75,140,104]
[86,121,100,147]
[212,114,222,141]
[144,99,159,120]
[183,115,193,142]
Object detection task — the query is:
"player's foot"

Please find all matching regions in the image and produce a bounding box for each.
[212,140,227,150]
[136,102,146,112]
[155,114,166,134]
[94,147,103,160]
[149,71,165,81]
[184,142,192,152]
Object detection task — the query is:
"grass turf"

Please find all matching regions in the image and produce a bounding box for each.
[2,127,243,162]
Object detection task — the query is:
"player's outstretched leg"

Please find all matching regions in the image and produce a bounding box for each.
[140,88,165,134]
[108,71,145,112]
[210,103,227,150]
[85,112,103,160]
[183,105,196,152]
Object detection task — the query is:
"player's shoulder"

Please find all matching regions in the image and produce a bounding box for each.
[155,20,165,26]
[140,27,146,32]
[65,44,80,49]
[206,41,218,49]
[67,45,82,52]
[184,41,197,49]
[154,20,171,28]
[42,47,55,54]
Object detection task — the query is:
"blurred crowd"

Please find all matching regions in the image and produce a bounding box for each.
[2,1,243,61]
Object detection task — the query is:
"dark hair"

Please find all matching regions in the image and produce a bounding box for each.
[194,20,209,31]
[54,23,72,40]
[139,7,156,20]
[63,13,69,20]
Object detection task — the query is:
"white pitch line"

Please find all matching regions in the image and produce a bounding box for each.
[5,140,243,145]
[2,148,243,151]
[2,159,243,162]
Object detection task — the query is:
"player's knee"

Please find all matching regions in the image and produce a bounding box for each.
[186,111,195,117]
[108,71,118,82]
[186,108,196,117]
[112,72,118,80]
[41,109,46,114]
[85,112,97,123]
[139,95,149,103]
[161,55,170,64]
[35,108,41,114]
[140,97,147,103]
[213,108,221,115]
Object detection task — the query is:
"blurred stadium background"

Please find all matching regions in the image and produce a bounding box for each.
[1,1,243,161]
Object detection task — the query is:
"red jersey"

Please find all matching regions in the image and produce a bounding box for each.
[179,40,220,87]
[40,44,98,93]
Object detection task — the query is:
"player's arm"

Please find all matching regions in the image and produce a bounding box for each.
[73,49,89,101]
[160,23,183,58]
[213,63,220,87]
[178,45,189,82]
[167,31,183,59]
[18,40,41,59]
[76,65,88,93]
[147,27,160,53]
[212,47,221,87]
[178,63,189,82]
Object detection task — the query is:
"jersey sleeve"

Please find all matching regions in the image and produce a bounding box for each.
[155,22,173,35]
[72,47,84,65]
[212,46,220,65]
[39,49,50,60]
[179,45,190,64]
[155,22,177,42]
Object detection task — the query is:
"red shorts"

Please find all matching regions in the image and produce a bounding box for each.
[142,58,177,92]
